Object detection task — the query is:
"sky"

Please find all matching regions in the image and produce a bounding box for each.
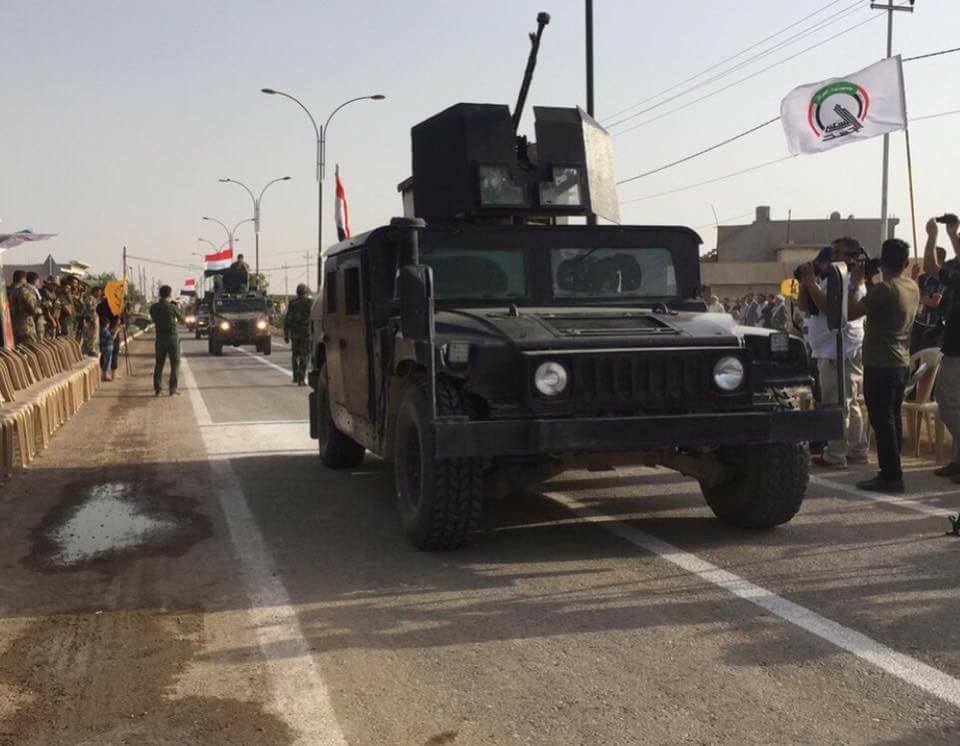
[2,0,959,292]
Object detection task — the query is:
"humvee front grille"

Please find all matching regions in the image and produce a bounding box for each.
[560,350,746,412]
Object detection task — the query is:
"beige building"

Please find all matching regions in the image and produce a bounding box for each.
[701,206,899,300]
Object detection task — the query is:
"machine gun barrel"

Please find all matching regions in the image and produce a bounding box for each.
[511,11,550,134]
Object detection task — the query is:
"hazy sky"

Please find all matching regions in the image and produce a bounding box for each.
[3,0,959,291]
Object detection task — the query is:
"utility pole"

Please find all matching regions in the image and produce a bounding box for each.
[585,0,597,226]
[871,0,914,244]
[283,263,289,297]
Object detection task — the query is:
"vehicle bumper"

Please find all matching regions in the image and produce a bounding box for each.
[432,409,842,459]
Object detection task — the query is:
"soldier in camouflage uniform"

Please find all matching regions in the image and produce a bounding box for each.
[283,283,312,385]
[10,271,40,345]
[40,276,60,339]
[81,286,102,356]
[59,276,78,340]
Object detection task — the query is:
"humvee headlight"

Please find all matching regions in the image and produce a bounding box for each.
[256,319,268,330]
[713,356,745,391]
[185,315,196,324]
[534,361,569,397]
[219,321,230,331]
[770,333,790,354]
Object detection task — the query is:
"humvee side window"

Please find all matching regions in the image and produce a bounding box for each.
[325,271,338,313]
[344,267,361,315]
[420,247,526,301]
[551,247,678,300]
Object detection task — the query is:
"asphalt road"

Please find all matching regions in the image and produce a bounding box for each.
[1,331,960,745]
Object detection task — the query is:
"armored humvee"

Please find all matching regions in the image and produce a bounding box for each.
[307,97,843,551]
[205,267,272,356]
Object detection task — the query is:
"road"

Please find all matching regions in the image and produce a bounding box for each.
[1,331,959,745]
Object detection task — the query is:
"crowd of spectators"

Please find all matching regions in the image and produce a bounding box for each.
[6,273,123,382]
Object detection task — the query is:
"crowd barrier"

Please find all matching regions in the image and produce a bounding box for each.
[0,338,100,475]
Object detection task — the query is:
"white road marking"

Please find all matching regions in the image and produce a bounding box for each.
[232,345,295,376]
[811,474,957,518]
[208,338,960,709]
[181,357,346,745]
[546,490,960,711]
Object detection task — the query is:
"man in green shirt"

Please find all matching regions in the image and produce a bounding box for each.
[149,285,183,396]
[848,238,919,493]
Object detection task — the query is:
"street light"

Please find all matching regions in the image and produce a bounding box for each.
[260,88,385,288]
[218,176,291,276]
[201,216,253,256]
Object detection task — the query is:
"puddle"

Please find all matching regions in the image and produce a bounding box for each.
[51,483,177,566]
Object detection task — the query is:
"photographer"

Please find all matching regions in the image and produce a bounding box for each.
[798,240,869,468]
[845,238,919,493]
[923,216,960,480]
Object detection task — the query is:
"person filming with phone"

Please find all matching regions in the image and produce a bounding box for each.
[923,214,960,481]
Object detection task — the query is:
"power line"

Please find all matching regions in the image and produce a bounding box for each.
[613,13,882,138]
[604,0,852,122]
[693,212,755,231]
[619,107,960,206]
[126,253,200,270]
[617,117,781,186]
[903,46,960,63]
[620,156,796,205]
[605,0,866,129]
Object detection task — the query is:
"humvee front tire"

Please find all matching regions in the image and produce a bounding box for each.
[700,443,809,529]
[316,366,365,469]
[394,378,483,551]
[261,337,272,355]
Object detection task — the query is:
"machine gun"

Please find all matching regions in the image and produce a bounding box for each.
[511,11,551,134]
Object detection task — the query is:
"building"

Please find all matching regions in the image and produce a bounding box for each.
[2,255,91,286]
[701,206,899,299]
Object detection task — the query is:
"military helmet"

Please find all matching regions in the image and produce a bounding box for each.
[296,283,310,297]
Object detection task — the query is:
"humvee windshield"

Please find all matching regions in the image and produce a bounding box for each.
[419,245,678,303]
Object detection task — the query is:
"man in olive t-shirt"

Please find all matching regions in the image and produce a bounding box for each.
[149,285,183,396]
[848,238,919,493]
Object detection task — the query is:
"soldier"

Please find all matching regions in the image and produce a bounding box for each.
[9,270,38,345]
[284,283,313,385]
[59,276,78,339]
[40,275,61,338]
[27,273,47,339]
[149,284,183,396]
[81,286,102,357]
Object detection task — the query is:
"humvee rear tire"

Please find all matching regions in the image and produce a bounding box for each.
[394,378,483,551]
[316,366,365,469]
[700,443,809,529]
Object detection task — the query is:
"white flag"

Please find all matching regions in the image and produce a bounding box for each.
[780,56,906,156]
[0,230,58,250]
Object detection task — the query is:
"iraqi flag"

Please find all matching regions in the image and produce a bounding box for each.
[204,247,233,271]
[781,56,907,156]
[181,278,197,295]
[335,164,350,242]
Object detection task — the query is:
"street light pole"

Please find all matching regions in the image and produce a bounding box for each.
[261,88,385,290]
[201,216,253,254]
[219,176,291,276]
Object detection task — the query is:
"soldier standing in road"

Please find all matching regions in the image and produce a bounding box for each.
[149,285,183,396]
[284,283,312,385]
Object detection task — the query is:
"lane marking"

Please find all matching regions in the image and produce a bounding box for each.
[232,345,295,376]
[811,475,956,518]
[545,490,960,710]
[201,419,310,427]
[181,357,346,745]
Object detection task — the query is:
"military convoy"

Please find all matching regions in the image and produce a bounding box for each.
[307,17,843,551]
[204,267,272,356]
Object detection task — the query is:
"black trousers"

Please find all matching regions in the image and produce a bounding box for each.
[863,366,909,480]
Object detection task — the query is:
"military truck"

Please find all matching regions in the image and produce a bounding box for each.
[205,267,272,356]
[308,20,843,551]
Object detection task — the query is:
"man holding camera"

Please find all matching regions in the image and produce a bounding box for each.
[924,215,960,480]
[799,240,869,468]
[844,238,919,493]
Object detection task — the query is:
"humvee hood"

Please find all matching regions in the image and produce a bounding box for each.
[217,310,265,321]
[434,307,745,350]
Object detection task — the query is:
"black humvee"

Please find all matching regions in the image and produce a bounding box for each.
[309,100,843,551]
[205,268,272,356]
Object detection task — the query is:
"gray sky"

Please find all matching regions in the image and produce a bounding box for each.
[2,0,959,291]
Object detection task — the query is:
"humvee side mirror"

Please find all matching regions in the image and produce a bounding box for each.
[398,265,433,341]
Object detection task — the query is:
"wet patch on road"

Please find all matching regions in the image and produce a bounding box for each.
[25,478,213,574]
[0,611,293,745]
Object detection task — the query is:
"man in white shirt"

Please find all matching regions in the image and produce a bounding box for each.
[706,295,725,313]
[799,239,869,468]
